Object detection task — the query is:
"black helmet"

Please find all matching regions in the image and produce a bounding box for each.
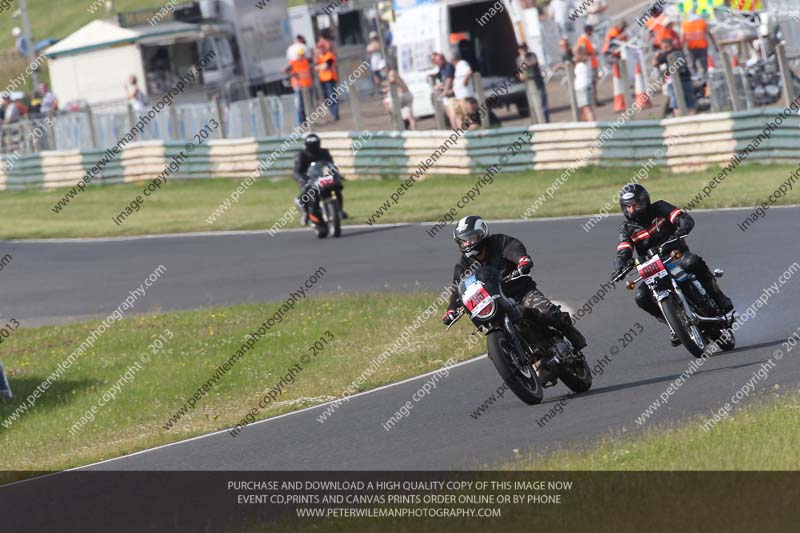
[304,133,321,155]
[453,215,489,258]
[619,183,651,221]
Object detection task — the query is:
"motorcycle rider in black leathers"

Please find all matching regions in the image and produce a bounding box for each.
[442,215,587,352]
[612,184,734,342]
[293,133,346,225]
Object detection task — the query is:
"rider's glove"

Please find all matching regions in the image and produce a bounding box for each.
[514,256,532,277]
[442,309,458,326]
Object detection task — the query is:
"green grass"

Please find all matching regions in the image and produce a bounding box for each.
[0,291,482,472]
[0,1,164,51]
[504,388,800,470]
[4,164,799,239]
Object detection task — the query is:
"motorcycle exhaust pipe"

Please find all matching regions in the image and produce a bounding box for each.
[694,312,735,326]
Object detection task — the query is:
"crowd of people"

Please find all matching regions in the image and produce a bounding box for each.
[0,82,58,126]
[547,1,725,120]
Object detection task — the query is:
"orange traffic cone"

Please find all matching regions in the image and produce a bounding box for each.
[612,62,626,112]
[634,61,651,108]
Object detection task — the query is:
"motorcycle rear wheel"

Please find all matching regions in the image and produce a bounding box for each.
[559,353,592,394]
[487,330,543,405]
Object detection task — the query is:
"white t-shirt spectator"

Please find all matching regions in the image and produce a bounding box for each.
[40,91,57,114]
[453,60,474,100]
[574,61,592,92]
[4,101,21,123]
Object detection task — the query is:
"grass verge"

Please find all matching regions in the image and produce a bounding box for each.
[0,292,482,472]
[3,164,798,239]
[504,387,800,470]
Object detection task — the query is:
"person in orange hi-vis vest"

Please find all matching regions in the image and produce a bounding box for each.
[284,36,314,126]
[653,20,681,50]
[315,34,340,121]
[682,12,718,74]
[577,25,602,105]
[602,21,628,60]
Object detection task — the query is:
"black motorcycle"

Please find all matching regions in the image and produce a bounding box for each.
[306,161,344,239]
[447,266,592,405]
[613,236,735,358]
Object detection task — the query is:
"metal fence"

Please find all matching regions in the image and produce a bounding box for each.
[0,93,299,156]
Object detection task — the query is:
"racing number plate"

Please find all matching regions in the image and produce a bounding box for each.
[463,282,493,316]
[637,256,667,286]
[317,176,335,188]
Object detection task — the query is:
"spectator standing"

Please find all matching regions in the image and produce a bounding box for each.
[284,38,313,126]
[2,94,22,125]
[286,34,307,62]
[654,20,682,50]
[462,96,501,129]
[315,37,340,121]
[559,38,574,64]
[12,27,27,57]
[577,25,601,105]
[682,11,718,74]
[585,0,608,26]
[384,68,416,130]
[654,39,696,116]
[573,46,596,122]
[602,21,628,60]
[452,51,475,129]
[0,358,11,399]
[125,75,147,112]
[548,0,576,39]
[38,83,58,115]
[517,43,550,123]
[431,52,456,128]
[366,32,387,95]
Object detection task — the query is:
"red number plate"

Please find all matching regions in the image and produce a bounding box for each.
[637,256,666,281]
[464,285,490,311]
[317,176,335,188]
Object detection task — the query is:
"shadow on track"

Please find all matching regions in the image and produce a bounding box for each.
[540,359,770,405]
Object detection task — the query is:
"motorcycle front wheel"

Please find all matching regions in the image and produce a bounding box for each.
[661,296,706,357]
[487,330,543,405]
[324,198,341,238]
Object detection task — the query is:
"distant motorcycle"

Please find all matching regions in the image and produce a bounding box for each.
[447,266,592,405]
[613,236,736,358]
[306,161,344,239]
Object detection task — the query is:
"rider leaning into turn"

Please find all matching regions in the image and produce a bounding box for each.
[293,132,347,224]
[612,184,734,336]
[442,215,587,351]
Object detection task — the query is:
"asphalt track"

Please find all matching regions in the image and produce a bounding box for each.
[3,207,800,471]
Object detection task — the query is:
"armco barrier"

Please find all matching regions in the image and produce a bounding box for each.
[0,109,797,191]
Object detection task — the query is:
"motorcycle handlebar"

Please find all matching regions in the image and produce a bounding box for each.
[445,308,465,330]
[657,235,688,255]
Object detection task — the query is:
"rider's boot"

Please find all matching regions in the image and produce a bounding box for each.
[559,312,587,351]
[704,278,734,314]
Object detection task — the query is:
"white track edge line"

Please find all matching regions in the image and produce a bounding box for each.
[11,205,799,244]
